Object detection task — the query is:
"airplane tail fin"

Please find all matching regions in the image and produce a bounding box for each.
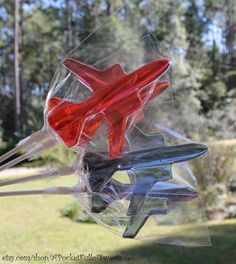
[90,194,110,213]
[83,152,119,192]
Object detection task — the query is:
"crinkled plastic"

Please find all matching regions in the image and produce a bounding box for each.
[0,2,211,246]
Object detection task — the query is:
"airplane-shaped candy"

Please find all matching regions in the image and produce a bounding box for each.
[88,178,198,238]
[48,58,170,158]
[0,134,208,239]
[0,59,170,172]
[82,138,208,238]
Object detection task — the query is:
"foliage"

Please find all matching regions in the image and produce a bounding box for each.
[60,202,81,220]
[192,141,236,213]
[207,97,236,139]
[225,205,236,218]
[61,202,95,223]
[39,144,76,166]
[0,126,6,152]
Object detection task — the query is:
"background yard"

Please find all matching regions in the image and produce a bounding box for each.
[0,170,235,264]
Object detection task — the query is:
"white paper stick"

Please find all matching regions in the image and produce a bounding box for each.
[0,131,48,164]
[0,186,86,197]
[0,139,56,173]
[0,145,21,163]
[0,167,74,187]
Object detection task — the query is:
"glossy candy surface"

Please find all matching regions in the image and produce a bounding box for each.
[48,58,170,158]
[83,142,208,238]
[83,143,208,193]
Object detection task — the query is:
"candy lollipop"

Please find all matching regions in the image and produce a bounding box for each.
[82,136,208,238]
[0,130,208,239]
[0,2,211,246]
[48,58,170,158]
[0,58,170,172]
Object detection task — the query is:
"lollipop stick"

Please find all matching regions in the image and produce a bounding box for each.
[0,167,74,187]
[0,130,50,164]
[0,146,21,164]
[0,139,56,173]
[0,154,29,173]
[0,186,86,197]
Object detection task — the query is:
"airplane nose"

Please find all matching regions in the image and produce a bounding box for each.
[185,187,198,197]
[161,58,170,65]
[195,143,208,156]
[138,59,171,81]
[154,59,171,78]
[155,59,170,72]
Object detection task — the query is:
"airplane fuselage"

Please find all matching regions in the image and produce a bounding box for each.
[86,143,208,172]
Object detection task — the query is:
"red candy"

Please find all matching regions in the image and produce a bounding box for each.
[48,58,170,158]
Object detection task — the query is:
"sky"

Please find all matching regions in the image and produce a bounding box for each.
[0,0,225,52]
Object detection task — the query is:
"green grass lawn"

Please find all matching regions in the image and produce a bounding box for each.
[0,172,235,264]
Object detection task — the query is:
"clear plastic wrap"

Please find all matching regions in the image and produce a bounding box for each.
[0,2,211,246]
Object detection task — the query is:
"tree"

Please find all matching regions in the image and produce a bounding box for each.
[65,0,73,49]
[14,0,21,135]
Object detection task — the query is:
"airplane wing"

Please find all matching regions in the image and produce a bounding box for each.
[105,92,146,158]
[63,58,126,92]
[90,179,133,213]
[83,152,119,192]
[124,128,171,235]
[48,97,63,111]
[149,181,198,202]
[123,180,199,238]
[139,80,169,103]
[125,129,170,215]
[102,63,126,82]
[123,197,168,238]
[127,166,172,216]
[126,80,169,131]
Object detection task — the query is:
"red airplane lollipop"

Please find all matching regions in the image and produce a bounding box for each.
[0,58,170,171]
[48,58,170,158]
